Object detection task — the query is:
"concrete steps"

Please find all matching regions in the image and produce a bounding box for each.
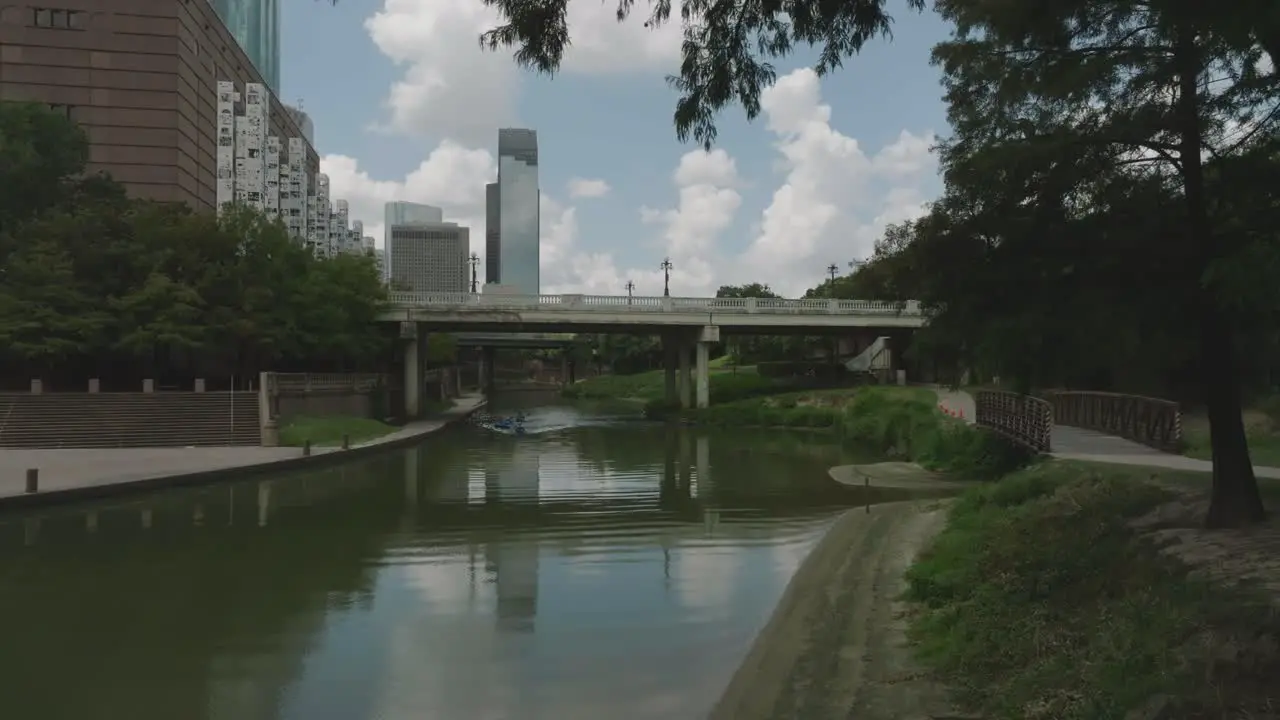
[0,393,261,448]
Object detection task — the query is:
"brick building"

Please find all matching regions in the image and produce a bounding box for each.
[0,0,318,211]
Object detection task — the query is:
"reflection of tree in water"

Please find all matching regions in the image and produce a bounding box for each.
[0,454,414,720]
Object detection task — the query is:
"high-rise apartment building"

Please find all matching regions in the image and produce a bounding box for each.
[209,0,281,93]
[384,202,444,282]
[495,129,540,294]
[0,1,317,211]
[389,223,470,293]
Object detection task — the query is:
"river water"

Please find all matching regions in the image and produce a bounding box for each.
[0,396,896,720]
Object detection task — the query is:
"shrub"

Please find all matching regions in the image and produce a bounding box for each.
[903,464,1280,719]
[756,360,848,380]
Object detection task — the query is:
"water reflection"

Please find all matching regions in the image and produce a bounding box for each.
[0,402,915,720]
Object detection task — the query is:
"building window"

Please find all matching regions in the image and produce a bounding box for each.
[31,8,83,29]
[48,104,73,119]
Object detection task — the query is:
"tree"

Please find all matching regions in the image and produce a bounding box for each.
[0,101,393,388]
[913,0,1280,526]
[477,0,925,148]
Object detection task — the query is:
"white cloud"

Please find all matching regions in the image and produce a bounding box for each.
[364,0,680,145]
[567,177,611,199]
[321,142,495,253]
[735,68,938,296]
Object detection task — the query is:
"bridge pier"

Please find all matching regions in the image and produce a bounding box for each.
[695,325,719,409]
[678,339,692,408]
[481,346,497,396]
[402,325,423,419]
[662,333,679,405]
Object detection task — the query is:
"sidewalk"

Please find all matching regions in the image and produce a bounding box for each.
[0,395,486,507]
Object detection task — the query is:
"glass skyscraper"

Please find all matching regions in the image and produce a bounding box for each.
[209,0,281,93]
[494,129,540,295]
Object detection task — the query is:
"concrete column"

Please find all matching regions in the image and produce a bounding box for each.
[662,334,678,404]
[678,339,692,409]
[696,325,719,409]
[403,330,422,419]
[695,341,710,409]
[482,346,498,395]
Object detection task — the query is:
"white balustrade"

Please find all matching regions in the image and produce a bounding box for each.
[386,292,922,317]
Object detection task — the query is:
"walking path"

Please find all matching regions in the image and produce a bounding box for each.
[0,395,486,506]
[933,388,1280,477]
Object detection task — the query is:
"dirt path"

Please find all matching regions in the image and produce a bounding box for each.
[709,500,958,720]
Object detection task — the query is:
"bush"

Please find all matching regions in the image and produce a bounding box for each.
[756,360,848,380]
[904,463,1280,719]
[836,387,1034,478]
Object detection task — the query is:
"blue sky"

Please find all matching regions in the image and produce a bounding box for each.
[282,0,951,297]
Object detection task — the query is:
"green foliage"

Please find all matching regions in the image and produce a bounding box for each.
[0,101,390,387]
[755,360,849,381]
[682,386,1033,477]
[567,367,775,404]
[278,415,398,448]
[905,463,1280,718]
[424,334,459,366]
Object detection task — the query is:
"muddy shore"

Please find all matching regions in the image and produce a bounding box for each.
[709,500,958,720]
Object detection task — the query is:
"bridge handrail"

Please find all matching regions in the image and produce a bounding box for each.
[385,292,923,316]
[975,390,1053,452]
[1042,390,1182,452]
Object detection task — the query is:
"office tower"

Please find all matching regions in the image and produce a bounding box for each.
[284,105,315,145]
[2,4,315,210]
[496,129,540,294]
[485,183,500,284]
[389,223,471,293]
[209,0,282,93]
[384,202,445,281]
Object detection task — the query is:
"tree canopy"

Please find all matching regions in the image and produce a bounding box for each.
[825,0,1280,526]
[478,0,926,148]
[0,102,391,390]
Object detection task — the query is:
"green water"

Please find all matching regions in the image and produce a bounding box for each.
[0,397,904,720]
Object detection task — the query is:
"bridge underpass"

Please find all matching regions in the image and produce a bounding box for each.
[384,292,926,417]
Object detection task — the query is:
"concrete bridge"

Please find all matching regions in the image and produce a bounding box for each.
[384,292,925,416]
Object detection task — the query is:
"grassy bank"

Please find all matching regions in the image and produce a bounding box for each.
[278,415,399,447]
[905,461,1280,719]
[686,385,1032,479]
[1183,406,1280,466]
[563,366,774,404]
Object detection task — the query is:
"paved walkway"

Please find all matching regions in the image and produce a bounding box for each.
[932,388,1280,477]
[0,395,486,502]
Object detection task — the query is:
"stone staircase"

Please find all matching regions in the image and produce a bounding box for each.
[0,392,261,448]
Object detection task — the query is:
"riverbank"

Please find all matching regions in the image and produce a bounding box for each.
[0,395,486,510]
[903,460,1280,719]
[709,499,959,720]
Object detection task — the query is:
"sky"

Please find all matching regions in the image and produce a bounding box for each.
[281,0,952,298]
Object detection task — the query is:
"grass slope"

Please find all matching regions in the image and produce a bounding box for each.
[905,461,1280,719]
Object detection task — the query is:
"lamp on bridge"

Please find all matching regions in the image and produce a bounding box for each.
[625,280,635,304]
[468,252,480,293]
[827,263,839,284]
[660,257,673,297]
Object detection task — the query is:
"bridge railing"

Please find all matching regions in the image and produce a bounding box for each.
[1043,391,1182,452]
[386,292,923,316]
[975,390,1054,452]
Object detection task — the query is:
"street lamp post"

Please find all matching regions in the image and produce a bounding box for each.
[468,252,480,293]
[827,263,839,284]
[660,257,673,297]
[625,280,635,305]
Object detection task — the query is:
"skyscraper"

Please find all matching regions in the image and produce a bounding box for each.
[389,223,470,293]
[209,0,281,93]
[485,183,500,284]
[385,202,444,283]
[495,129,540,294]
